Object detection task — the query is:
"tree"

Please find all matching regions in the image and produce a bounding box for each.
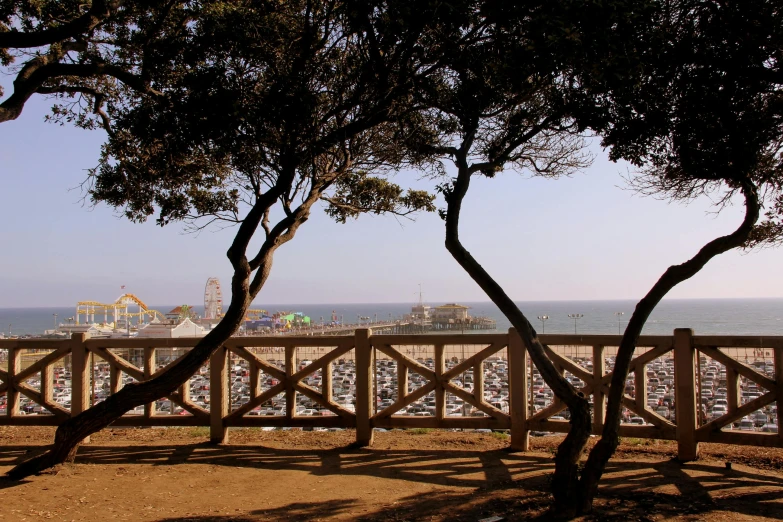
[575,0,783,513]
[394,1,631,512]
[0,0,182,127]
[412,0,782,516]
[7,0,448,478]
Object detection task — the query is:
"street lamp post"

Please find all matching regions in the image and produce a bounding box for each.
[53,313,58,330]
[537,315,549,334]
[567,314,584,334]
[615,312,624,335]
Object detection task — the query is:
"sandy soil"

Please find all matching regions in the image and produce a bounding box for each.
[1,427,782,521]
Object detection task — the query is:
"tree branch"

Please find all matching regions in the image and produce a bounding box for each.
[0,0,122,49]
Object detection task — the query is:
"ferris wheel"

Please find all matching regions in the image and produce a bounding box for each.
[204,277,223,320]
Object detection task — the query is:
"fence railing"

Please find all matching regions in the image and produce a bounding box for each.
[0,328,781,459]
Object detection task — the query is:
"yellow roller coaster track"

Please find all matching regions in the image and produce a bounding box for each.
[75,293,164,323]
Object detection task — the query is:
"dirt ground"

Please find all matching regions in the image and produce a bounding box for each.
[1,427,782,521]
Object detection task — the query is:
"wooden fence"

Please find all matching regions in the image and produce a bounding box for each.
[0,328,781,460]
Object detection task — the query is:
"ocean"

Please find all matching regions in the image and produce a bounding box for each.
[1,298,783,337]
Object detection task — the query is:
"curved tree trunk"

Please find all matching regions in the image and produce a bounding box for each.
[7,263,255,479]
[443,159,591,516]
[577,181,760,513]
[6,175,317,479]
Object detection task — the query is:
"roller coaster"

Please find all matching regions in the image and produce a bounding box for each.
[75,293,164,326]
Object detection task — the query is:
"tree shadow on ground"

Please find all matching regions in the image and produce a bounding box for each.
[1,444,782,520]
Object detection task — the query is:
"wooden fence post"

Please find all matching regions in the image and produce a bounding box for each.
[71,333,91,443]
[210,345,229,444]
[6,343,20,417]
[355,328,374,446]
[144,346,157,418]
[592,344,605,434]
[775,347,783,445]
[285,344,296,420]
[508,328,528,451]
[674,328,699,461]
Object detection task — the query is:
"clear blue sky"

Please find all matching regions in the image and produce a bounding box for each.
[1,88,782,308]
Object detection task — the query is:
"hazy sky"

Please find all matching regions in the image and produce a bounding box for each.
[2,88,782,308]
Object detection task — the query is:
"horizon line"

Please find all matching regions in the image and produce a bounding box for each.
[3,295,783,310]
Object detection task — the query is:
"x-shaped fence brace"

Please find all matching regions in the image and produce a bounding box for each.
[226,341,357,421]
[372,341,510,422]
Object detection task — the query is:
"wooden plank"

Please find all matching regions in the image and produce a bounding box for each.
[696,391,777,435]
[226,336,354,348]
[635,363,647,417]
[6,346,19,417]
[294,382,355,419]
[443,381,508,420]
[617,424,678,440]
[91,347,144,381]
[323,359,332,403]
[621,395,676,436]
[149,349,189,380]
[441,343,505,381]
[628,343,674,377]
[144,346,156,418]
[527,419,572,433]
[371,334,507,346]
[727,366,740,416]
[698,345,776,391]
[110,365,121,394]
[776,347,783,444]
[373,381,436,419]
[15,380,69,419]
[593,345,605,433]
[178,381,191,417]
[249,359,261,399]
[41,360,53,409]
[285,345,296,421]
[372,416,510,430]
[508,328,528,451]
[695,429,783,447]
[225,382,285,420]
[674,329,698,460]
[166,391,209,418]
[474,359,484,405]
[693,336,783,350]
[355,329,374,446]
[0,415,62,427]
[14,345,71,382]
[290,341,354,383]
[292,343,353,382]
[598,343,673,391]
[397,358,408,403]
[434,344,445,421]
[70,334,90,424]
[230,346,286,381]
[86,338,201,350]
[227,415,354,428]
[524,419,674,439]
[209,345,229,443]
[111,415,206,427]
[528,398,567,422]
[10,339,72,350]
[539,334,670,346]
[543,345,594,384]
[374,344,436,382]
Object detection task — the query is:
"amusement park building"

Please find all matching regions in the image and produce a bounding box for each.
[431,304,471,322]
[137,318,206,338]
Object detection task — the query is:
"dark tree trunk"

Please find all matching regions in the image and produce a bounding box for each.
[7,264,253,479]
[576,182,760,513]
[443,160,592,516]
[6,176,311,479]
